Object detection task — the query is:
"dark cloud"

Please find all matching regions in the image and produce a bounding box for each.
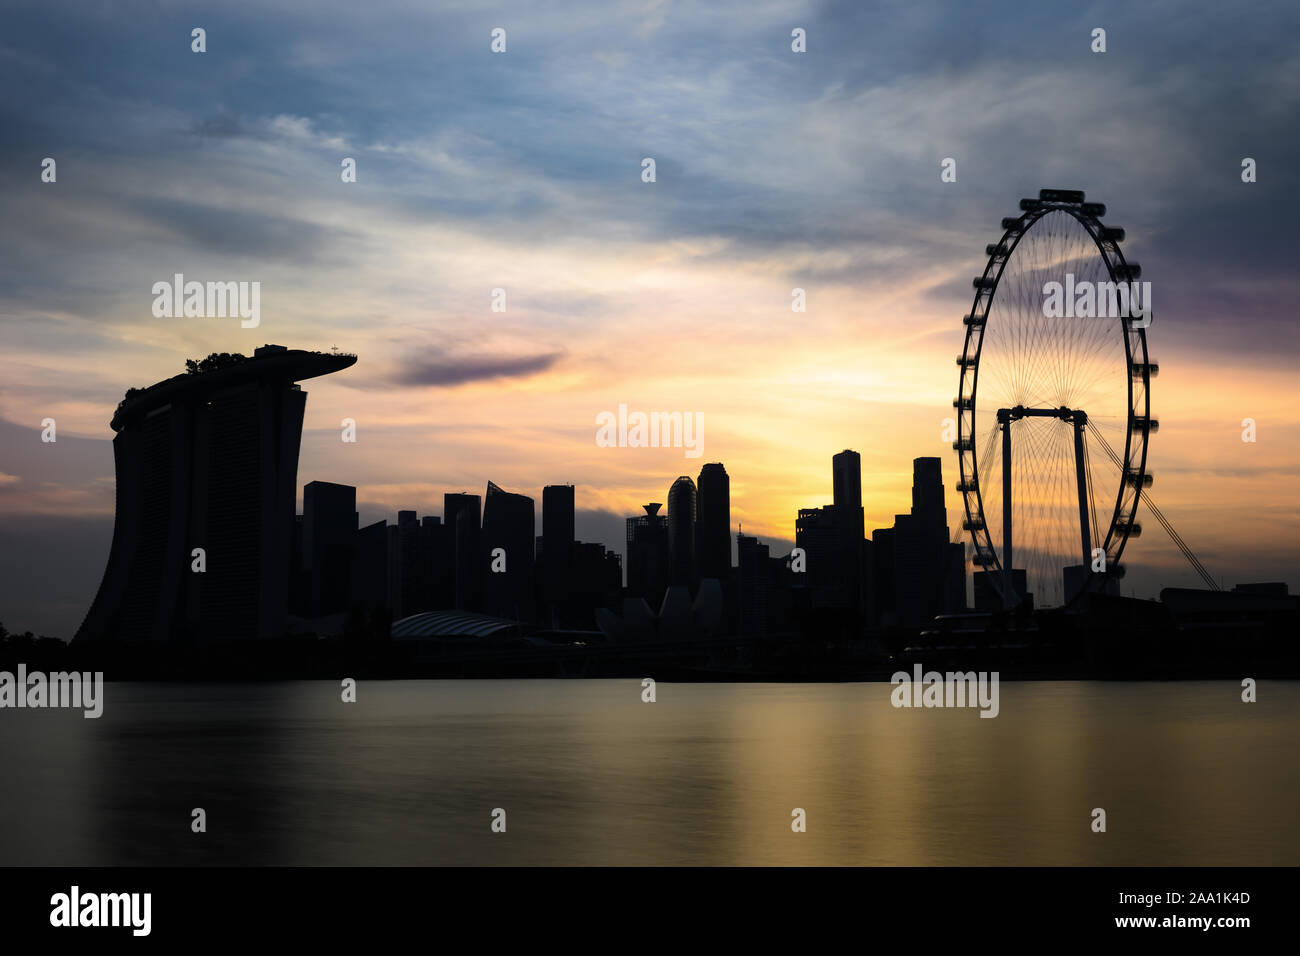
[393,349,564,387]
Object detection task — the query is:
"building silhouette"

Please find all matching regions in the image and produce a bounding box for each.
[444,492,483,611]
[873,457,965,626]
[540,484,575,623]
[794,450,871,633]
[389,510,423,620]
[736,532,770,636]
[303,481,357,617]
[74,346,355,643]
[570,541,623,625]
[974,568,1030,611]
[627,503,670,610]
[737,530,798,637]
[482,481,535,620]
[696,464,731,581]
[667,475,698,588]
[351,519,391,614]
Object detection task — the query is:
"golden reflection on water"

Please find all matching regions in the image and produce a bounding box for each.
[0,680,1295,865]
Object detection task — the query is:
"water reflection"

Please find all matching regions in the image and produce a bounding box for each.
[0,680,1295,865]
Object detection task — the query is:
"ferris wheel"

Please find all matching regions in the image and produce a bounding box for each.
[954,189,1156,608]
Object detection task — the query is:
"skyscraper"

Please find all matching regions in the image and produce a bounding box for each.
[626,503,669,609]
[795,450,870,630]
[444,492,482,611]
[303,480,357,617]
[696,463,731,582]
[833,449,863,528]
[833,449,868,619]
[667,475,698,587]
[392,509,425,620]
[75,346,355,643]
[796,505,849,608]
[350,519,390,614]
[541,484,575,619]
[482,481,535,620]
[889,457,965,624]
[736,532,770,636]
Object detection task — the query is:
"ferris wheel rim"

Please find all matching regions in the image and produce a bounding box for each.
[954,190,1154,607]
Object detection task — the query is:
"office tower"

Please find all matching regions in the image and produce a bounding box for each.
[626,503,670,610]
[482,481,535,620]
[736,532,770,636]
[541,484,575,620]
[833,449,863,531]
[414,516,444,614]
[696,463,731,582]
[871,527,896,624]
[351,519,391,613]
[832,449,868,617]
[667,475,698,587]
[566,541,623,627]
[911,456,945,524]
[424,515,454,610]
[303,481,357,617]
[75,346,355,643]
[390,509,427,620]
[890,457,965,625]
[444,492,482,611]
[793,450,869,629]
[796,505,851,609]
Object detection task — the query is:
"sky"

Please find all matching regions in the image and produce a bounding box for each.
[2,0,1299,636]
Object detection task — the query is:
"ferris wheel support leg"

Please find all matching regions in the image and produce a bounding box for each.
[1073,414,1092,574]
[1001,420,1013,609]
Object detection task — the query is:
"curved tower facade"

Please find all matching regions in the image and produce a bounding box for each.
[74,346,356,643]
[667,475,698,587]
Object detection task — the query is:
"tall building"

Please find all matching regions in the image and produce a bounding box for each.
[667,475,698,587]
[482,481,535,620]
[794,450,871,631]
[350,519,390,614]
[626,503,669,610]
[541,484,575,620]
[885,457,966,625]
[870,527,893,621]
[736,532,770,636]
[833,449,868,619]
[796,505,850,608]
[415,515,446,614]
[568,541,623,627]
[833,449,863,528]
[303,481,357,617]
[696,463,731,581]
[391,509,426,620]
[737,531,798,637]
[75,346,355,643]
[444,492,482,611]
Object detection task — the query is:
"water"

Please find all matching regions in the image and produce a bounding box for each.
[1,680,1296,865]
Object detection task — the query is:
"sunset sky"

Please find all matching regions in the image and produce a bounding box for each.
[2,0,1298,636]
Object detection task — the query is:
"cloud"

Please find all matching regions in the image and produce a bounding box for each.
[191,112,246,139]
[393,349,565,387]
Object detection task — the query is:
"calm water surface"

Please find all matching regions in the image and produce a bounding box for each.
[1,680,1296,865]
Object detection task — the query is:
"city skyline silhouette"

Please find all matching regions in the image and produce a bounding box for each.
[0,329,1277,683]
[3,1,1300,900]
